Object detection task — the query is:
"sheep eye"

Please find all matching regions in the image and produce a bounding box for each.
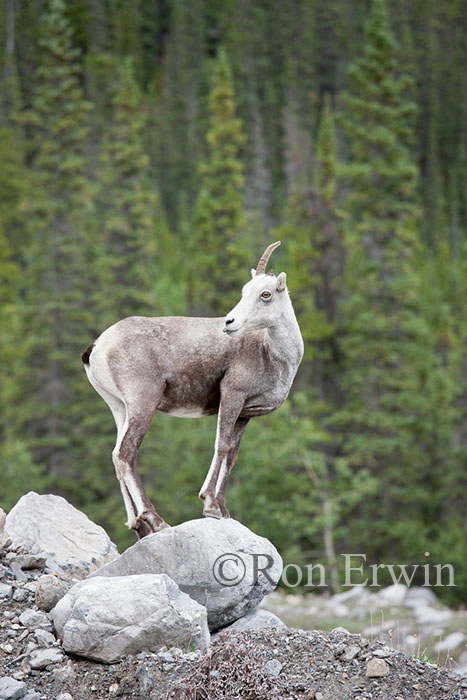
[260,290,272,300]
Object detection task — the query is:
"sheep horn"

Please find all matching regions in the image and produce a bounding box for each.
[255,241,281,275]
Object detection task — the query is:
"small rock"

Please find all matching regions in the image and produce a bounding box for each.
[342,645,360,661]
[158,650,175,663]
[0,677,26,700]
[56,694,73,700]
[373,647,391,658]
[405,586,438,607]
[34,629,56,648]
[434,632,466,653]
[23,693,41,700]
[224,609,286,632]
[9,564,26,582]
[169,647,184,659]
[35,575,68,612]
[0,643,13,654]
[9,675,24,683]
[18,610,50,631]
[264,659,282,677]
[0,584,12,599]
[376,583,408,606]
[11,555,47,571]
[52,662,75,683]
[12,589,30,603]
[332,587,369,604]
[365,658,390,678]
[314,693,324,700]
[414,605,453,626]
[108,685,119,696]
[136,664,154,695]
[28,648,64,670]
[331,626,350,635]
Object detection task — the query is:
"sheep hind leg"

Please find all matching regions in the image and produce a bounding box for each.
[112,395,168,538]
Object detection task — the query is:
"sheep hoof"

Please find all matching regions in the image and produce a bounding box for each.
[203,507,223,520]
[133,510,169,539]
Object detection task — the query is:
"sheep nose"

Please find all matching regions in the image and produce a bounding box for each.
[223,318,235,333]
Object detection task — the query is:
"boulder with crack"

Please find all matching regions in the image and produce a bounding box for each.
[92,518,282,630]
[6,492,118,578]
[89,517,282,630]
[52,573,210,663]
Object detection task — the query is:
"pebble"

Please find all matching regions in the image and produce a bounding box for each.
[9,564,27,582]
[365,658,390,678]
[136,664,154,695]
[10,555,46,571]
[34,629,56,648]
[373,648,391,658]
[264,659,283,677]
[342,645,361,661]
[28,648,64,670]
[34,575,67,613]
[0,584,12,599]
[18,610,50,631]
[0,677,26,700]
[52,663,75,683]
[12,589,30,603]
[158,650,175,664]
[56,694,73,700]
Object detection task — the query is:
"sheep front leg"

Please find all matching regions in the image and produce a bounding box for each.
[214,417,250,518]
[199,396,244,519]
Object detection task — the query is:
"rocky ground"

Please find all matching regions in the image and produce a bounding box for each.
[261,585,467,675]
[1,551,467,700]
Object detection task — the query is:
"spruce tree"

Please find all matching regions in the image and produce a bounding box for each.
[97,55,157,321]
[8,0,97,498]
[335,0,449,559]
[157,0,204,230]
[191,49,249,314]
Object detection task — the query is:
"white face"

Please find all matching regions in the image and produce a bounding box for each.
[223,271,287,336]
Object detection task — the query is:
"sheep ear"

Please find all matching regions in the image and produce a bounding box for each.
[276,272,287,292]
[251,268,256,279]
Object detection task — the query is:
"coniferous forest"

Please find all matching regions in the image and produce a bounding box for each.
[0,0,466,605]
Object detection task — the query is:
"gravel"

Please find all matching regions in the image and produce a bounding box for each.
[0,548,466,699]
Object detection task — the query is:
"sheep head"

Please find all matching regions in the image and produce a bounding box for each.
[223,241,289,337]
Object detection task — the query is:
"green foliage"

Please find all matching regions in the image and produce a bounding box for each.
[191,48,249,314]
[0,0,466,607]
[97,55,158,320]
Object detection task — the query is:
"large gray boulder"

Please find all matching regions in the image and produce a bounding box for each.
[52,574,210,662]
[0,508,12,555]
[6,492,118,578]
[90,518,282,630]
